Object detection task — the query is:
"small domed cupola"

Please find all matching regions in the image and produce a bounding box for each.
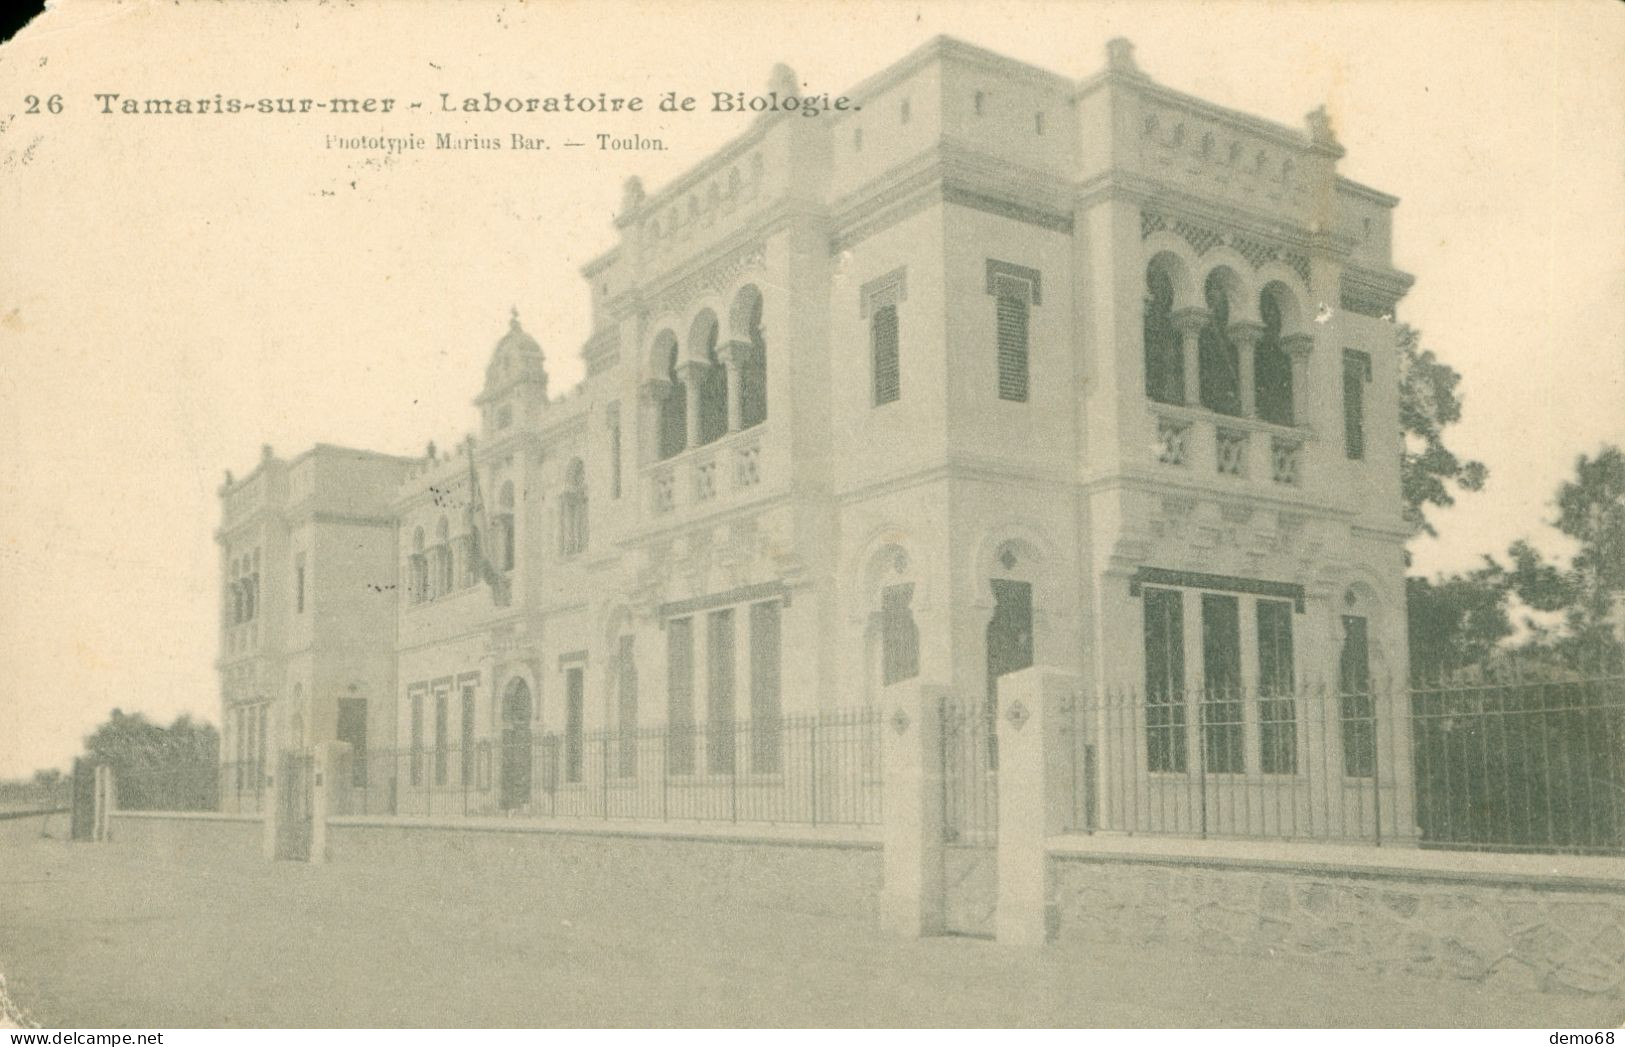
[477,307,549,408]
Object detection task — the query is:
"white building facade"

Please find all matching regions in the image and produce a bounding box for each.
[220,38,1415,828]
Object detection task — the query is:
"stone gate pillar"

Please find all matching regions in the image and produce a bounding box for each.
[879,682,948,938]
[995,666,1080,945]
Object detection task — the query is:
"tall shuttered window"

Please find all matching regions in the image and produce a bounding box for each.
[985,260,1041,404]
[861,267,907,408]
[872,304,900,406]
[995,291,1030,402]
[1343,349,1371,460]
[616,635,638,778]
[564,668,585,784]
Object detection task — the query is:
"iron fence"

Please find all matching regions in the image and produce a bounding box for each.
[345,707,882,827]
[1058,674,1625,853]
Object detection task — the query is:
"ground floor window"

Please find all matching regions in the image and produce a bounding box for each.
[749,601,782,773]
[1256,599,1297,775]
[1142,588,1187,773]
[565,668,584,784]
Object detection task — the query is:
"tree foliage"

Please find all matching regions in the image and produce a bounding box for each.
[1396,324,1488,540]
[1502,445,1625,668]
[83,709,220,811]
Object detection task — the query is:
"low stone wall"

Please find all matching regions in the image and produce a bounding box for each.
[1050,841,1625,997]
[327,818,883,926]
[108,811,263,865]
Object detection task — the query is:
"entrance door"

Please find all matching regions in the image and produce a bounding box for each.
[337,698,368,787]
[499,679,533,811]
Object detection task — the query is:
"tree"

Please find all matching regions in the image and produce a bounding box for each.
[83,709,220,811]
[1406,565,1513,681]
[1503,445,1625,670]
[1397,324,1488,541]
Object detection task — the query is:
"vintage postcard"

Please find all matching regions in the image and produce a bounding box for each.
[1,0,1621,1031]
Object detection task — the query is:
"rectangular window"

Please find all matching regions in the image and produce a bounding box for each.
[616,635,638,778]
[707,609,736,774]
[409,690,424,787]
[1256,600,1297,775]
[1343,349,1370,460]
[872,303,900,406]
[433,689,449,786]
[1201,593,1244,774]
[1339,615,1375,777]
[995,291,1030,402]
[749,601,782,774]
[666,617,695,775]
[460,686,476,787]
[1143,588,1187,773]
[565,668,584,784]
[295,553,306,614]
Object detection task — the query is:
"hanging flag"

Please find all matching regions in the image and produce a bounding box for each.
[464,440,511,607]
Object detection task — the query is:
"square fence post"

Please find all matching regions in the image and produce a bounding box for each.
[310,741,351,864]
[995,667,1078,946]
[880,683,947,938]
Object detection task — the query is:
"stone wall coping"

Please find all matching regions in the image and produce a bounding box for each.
[110,810,263,824]
[1048,834,1625,894]
[328,814,883,850]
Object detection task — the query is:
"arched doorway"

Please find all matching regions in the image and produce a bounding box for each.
[499,678,532,811]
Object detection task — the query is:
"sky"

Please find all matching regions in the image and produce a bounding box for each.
[0,0,1621,778]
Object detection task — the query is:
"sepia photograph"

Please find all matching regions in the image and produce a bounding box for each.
[0,0,1621,1032]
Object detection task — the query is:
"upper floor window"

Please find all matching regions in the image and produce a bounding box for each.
[1143,264,1183,406]
[986,260,1041,403]
[872,305,900,406]
[732,285,768,430]
[560,458,588,557]
[861,267,907,407]
[497,482,516,572]
[1255,287,1295,426]
[1198,270,1242,416]
[653,330,686,461]
[1343,348,1371,460]
[409,527,428,605]
[433,516,453,597]
[693,311,728,447]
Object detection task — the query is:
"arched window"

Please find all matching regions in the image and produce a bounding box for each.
[560,459,588,557]
[1198,271,1242,416]
[1143,265,1183,405]
[462,523,482,588]
[733,286,767,429]
[692,312,727,445]
[434,516,453,597]
[497,482,516,572]
[654,331,686,460]
[881,583,920,685]
[409,528,428,605]
[1255,288,1295,425]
